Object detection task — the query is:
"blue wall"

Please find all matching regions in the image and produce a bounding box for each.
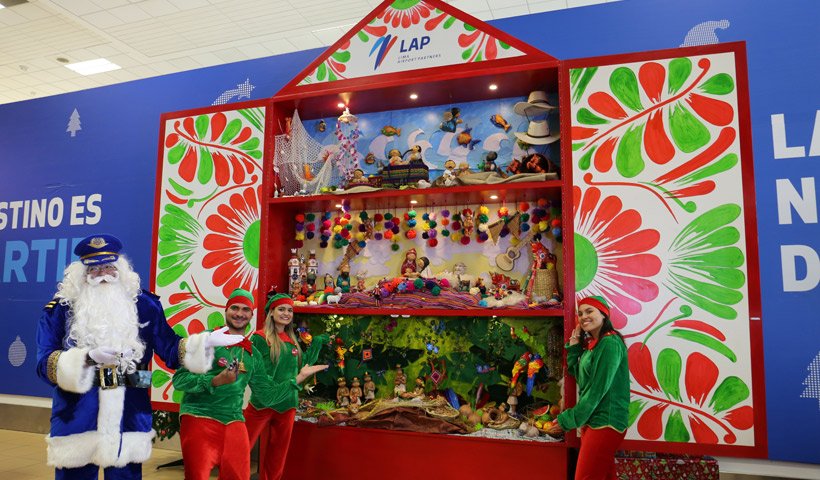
[1,0,817,464]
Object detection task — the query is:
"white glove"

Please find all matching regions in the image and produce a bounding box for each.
[204,326,244,348]
[88,346,119,365]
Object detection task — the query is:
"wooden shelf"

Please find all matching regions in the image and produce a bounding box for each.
[294,306,565,317]
[269,179,563,211]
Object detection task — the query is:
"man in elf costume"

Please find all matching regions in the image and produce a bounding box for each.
[36,234,242,480]
[173,288,269,480]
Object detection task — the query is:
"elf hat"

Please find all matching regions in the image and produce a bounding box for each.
[265,293,294,314]
[226,288,255,309]
[578,295,610,316]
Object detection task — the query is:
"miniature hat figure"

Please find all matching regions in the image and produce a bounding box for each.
[74,234,123,265]
[513,91,557,116]
[514,120,560,145]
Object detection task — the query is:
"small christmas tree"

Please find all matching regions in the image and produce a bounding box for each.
[801,351,820,410]
[66,108,81,137]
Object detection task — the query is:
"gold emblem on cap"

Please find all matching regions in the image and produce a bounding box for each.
[88,237,108,249]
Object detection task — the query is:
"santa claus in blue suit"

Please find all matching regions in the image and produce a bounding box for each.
[36,234,243,480]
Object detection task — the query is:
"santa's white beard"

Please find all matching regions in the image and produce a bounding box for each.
[67,275,146,371]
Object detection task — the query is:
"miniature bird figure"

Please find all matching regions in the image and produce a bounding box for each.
[526,354,544,396]
[510,352,531,387]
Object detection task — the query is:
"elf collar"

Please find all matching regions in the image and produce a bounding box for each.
[278,331,296,345]
[228,336,253,354]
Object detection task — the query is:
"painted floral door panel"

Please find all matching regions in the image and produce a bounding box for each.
[568,44,764,453]
[150,106,266,407]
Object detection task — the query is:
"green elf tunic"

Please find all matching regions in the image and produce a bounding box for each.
[248,331,328,413]
[173,338,278,424]
[557,332,630,432]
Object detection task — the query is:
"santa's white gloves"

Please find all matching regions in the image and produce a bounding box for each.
[204,326,244,348]
[88,346,119,365]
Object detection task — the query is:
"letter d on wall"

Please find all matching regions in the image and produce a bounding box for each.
[781,245,820,292]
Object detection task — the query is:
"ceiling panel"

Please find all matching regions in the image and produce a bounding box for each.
[0,0,611,106]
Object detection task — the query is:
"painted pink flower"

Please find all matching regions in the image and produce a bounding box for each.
[202,185,261,298]
[573,186,662,328]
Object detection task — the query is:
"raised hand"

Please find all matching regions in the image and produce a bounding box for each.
[204,326,245,348]
[296,364,329,384]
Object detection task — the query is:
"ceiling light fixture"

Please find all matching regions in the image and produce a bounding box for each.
[409,93,418,100]
[65,58,121,76]
[489,195,498,200]
[337,103,345,108]
[410,200,418,205]
[489,84,498,90]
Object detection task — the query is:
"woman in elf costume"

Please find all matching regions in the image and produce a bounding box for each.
[173,289,290,480]
[547,296,629,480]
[244,293,328,480]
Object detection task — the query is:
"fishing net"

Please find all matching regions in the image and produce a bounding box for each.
[274,110,341,196]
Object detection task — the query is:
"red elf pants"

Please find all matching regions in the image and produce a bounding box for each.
[244,404,296,480]
[179,415,250,480]
[574,426,626,480]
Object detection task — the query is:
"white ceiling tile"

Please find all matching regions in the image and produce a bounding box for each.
[187,51,224,67]
[87,43,125,58]
[137,0,181,16]
[91,0,130,8]
[126,64,160,77]
[259,38,298,55]
[491,0,527,7]
[288,34,324,50]
[168,0,212,10]
[147,60,179,74]
[82,10,126,29]
[470,10,495,21]
[492,5,531,18]
[0,9,28,26]
[566,0,608,8]
[1,75,29,90]
[167,56,203,70]
[11,3,53,21]
[62,48,100,63]
[450,0,492,13]
[312,27,346,47]
[528,0,569,13]
[49,0,103,17]
[234,43,272,59]
[109,4,154,22]
[107,53,139,68]
[106,69,140,82]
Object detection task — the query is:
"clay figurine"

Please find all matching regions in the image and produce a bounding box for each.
[388,148,405,166]
[348,377,363,408]
[347,168,370,186]
[393,365,407,398]
[336,377,350,407]
[363,372,376,402]
[401,248,419,278]
[336,263,351,293]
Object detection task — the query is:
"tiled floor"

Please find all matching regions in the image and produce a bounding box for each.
[0,429,239,479]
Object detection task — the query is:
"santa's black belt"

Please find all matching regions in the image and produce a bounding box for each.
[93,366,151,389]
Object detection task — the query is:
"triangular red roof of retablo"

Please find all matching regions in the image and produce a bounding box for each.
[276,0,558,97]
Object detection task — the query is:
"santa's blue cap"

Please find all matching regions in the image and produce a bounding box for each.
[74,234,122,265]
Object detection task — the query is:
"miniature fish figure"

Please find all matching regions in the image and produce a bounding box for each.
[315,119,326,132]
[456,127,480,150]
[381,125,401,137]
[489,113,511,131]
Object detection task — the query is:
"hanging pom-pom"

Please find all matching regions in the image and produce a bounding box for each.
[359,211,369,220]
[479,205,489,215]
[295,213,305,223]
[441,209,450,218]
[552,227,562,237]
[521,223,531,232]
[358,241,367,248]
[441,218,449,226]
[498,206,509,217]
[478,232,489,242]
[518,202,530,212]
[537,198,548,208]
[478,214,489,223]
[295,240,304,248]
[460,236,471,245]
[320,241,328,248]
[391,243,400,251]
[539,220,549,231]
[384,212,393,221]
[406,230,417,239]
[427,238,438,247]
[384,230,394,240]
[451,221,461,231]
[306,223,316,232]
[295,223,305,232]
[306,213,316,222]
[408,218,417,228]
[428,229,437,239]
[431,286,441,296]
[374,232,383,240]
[374,213,384,222]
[441,229,450,237]
[306,231,315,240]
